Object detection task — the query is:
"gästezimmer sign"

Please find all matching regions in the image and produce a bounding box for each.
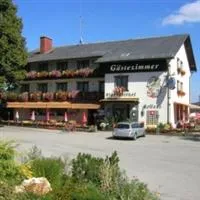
[100,60,167,73]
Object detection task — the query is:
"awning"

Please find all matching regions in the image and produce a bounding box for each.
[100,98,139,102]
[6,102,100,110]
[189,104,200,110]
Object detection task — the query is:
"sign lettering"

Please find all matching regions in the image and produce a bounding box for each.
[100,59,167,73]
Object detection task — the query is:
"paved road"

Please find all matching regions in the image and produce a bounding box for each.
[0,126,200,200]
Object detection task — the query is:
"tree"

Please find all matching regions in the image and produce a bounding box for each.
[0,0,27,91]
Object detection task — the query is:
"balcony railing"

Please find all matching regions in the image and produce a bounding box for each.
[1,91,104,103]
[25,67,103,80]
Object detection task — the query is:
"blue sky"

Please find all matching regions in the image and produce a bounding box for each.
[14,0,200,102]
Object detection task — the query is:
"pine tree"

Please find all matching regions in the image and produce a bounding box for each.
[0,0,27,91]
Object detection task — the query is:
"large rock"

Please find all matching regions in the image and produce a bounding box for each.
[15,177,52,195]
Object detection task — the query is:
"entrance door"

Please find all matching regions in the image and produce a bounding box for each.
[113,104,130,121]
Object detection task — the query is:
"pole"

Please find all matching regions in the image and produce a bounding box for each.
[167,64,171,124]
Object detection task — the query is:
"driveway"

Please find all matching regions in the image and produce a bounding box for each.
[0,126,200,200]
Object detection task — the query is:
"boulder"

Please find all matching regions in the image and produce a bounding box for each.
[15,177,52,195]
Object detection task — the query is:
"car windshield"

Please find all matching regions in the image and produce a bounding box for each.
[116,123,130,129]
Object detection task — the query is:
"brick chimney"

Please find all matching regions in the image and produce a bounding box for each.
[40,36,52,53]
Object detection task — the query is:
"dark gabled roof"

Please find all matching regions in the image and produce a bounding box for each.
[28,34,197,71]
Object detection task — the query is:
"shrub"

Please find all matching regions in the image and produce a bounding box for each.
[71,153,104,185]
[117,178,159,200]
[0,140,23,184]
[30,157,65,189]
[0,181,16,200]
[99,151,121,195]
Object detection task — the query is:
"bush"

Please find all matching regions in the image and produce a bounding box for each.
[0,181,16,200]
[117,178,159,200]
[71,153,104,185]
[30,157,65,189]
[0,140,23,184]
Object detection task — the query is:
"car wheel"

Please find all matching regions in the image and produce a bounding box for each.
[143,132,146,137]
[133,133,137,140]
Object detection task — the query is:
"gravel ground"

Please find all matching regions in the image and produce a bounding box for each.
[0,126,200,200]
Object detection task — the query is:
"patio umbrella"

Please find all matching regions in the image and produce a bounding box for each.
[31,110,35,121]
[46,110,50,121]
[15,111,19,121]
[189,113,196,118]
[64,111,68,122]
[82,111,87,125]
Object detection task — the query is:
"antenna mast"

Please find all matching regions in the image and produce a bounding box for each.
[79,0,83,44]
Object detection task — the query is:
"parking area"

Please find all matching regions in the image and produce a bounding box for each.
[0,126,200,200]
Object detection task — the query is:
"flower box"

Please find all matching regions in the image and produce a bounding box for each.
[55,91,68,101]
[42,92,54,101]
[180,69,186,76]
[30,92,42,102]
[177,90,185,96]
[113,87,125,96]
[18,92,29,102]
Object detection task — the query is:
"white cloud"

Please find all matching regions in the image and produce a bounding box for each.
[162,1,200,25]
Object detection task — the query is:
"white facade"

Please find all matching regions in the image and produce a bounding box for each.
[103,44,191,127]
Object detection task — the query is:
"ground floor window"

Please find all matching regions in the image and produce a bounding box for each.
[146,110,159,125]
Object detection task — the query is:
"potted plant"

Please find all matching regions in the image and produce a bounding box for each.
[26,71,37,79]
[30,92,42,102]
[180,69,186,76]
[42,92,54,101]
[18,92,29,102]
[49,70,62,78]
[37,71,49,79]
[55,91,68,101]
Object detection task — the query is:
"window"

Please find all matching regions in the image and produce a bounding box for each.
[117,123,130,129]
[146,110,158,125]
[180,61,183,69]
[77,60,89,69]
[177,58,180,69]
[37,83,48,93]
[99,81,104,92]
[177,80,180,91]
[77,82,89,92]
[180,82,183,91]
[38,62,48,72]
[115,76,128,90]
[21,84,29,93]
[56,82,68,91]
[56,61,68,71]
[131,123,139,128]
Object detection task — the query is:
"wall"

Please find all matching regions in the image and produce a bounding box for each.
[105,71,168,125]
[169,44,191,126]
[25,58,104,93]
[22,77,104,93]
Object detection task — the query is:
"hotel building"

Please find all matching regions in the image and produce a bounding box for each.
[6,34,197,127]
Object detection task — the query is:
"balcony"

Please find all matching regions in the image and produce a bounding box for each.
[1,91,104,103]
[25,67,103,80]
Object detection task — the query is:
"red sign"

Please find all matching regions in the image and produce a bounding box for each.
[149,110,156,115]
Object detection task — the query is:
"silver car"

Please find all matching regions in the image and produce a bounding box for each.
[112,122,145,140]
